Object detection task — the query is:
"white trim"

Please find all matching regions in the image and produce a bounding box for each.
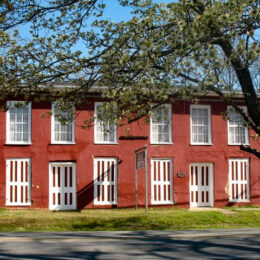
[6,158,32,206]
[6,101,32,145]
[49,162,77,210]
[190,105,212,145]
[227,106,249,145]
[151,158,174,205]
[93,157,118,205]
[150,104,172,144]
[189,163,214,208]
[94,102,117,144]
[51,102,75,144]
[228,158,250,202]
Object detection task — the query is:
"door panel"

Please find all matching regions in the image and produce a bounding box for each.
[6,159,31,206]
[229,159,249,202]
[190,163,213,207]
[49,163,76,210]
[151,159,173,205]
[94,158,117,205]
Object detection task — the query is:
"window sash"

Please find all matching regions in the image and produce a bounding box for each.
[228,106,249,145]
[6,101,31,144]
[150,104,172,144]
[51,103,75,144]
[94,102,117,144]
[6,159,31,206]
[190,105,211,144]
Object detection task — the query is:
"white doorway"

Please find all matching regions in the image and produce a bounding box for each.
[190,163,214,208]
[93,158,118,205]
[151,159,173,205]
[49,162,76,210]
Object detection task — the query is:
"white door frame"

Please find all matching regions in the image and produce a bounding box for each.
[190,163,214,208]
[6,158,32,206]
[93,158,118,205]
[151,158,173,205]
[49,162,77,210]
[228,158,250,202]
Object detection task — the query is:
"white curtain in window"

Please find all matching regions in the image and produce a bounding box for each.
[95,102,117,143]
[151,105,172,143]
[7,101,31,143]
[191,107,210,144]
[228,107,248,144]
[52,103,75,143]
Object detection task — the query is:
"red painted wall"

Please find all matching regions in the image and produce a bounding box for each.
[0,97,259,209]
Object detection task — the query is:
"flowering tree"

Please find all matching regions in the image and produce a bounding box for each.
[1,0,260,157]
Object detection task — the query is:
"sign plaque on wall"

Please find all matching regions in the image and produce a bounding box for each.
[177,171,186,178]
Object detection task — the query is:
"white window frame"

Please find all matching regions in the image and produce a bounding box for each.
[94,102,117,144]
[6,158,32,206]
[151,158,173,205]
[229,158,250,202]
[51,102,75,144]
[227,106,249,145]
[6,101,32,145]
[93,158,118,205]
[150,104,172,144]
[190,104,212,145]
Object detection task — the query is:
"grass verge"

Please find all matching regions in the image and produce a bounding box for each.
[0,207,259,231]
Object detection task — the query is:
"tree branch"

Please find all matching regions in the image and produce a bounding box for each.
[240,145,260,159]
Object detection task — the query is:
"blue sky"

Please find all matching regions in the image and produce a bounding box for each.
[18,1,173,38]
[17,0,174,52]
[101,0,173,21]
[102,1,133,21]
[100,0,174,22]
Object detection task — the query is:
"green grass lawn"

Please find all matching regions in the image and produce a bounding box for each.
[0,207,259,231]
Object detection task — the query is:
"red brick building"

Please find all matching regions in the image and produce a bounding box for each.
[0,90,259,210]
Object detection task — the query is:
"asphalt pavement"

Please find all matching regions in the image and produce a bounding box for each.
[0,229,259,259]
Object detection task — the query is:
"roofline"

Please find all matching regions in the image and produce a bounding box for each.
[17,82,260,98]
[49,82,260,98]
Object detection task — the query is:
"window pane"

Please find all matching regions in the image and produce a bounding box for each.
[151,105,171,143]
[228,107,247,144]
[7,102,30,143]
[52,103,74,143]
[95,102,116,143]
[191,106,210,144]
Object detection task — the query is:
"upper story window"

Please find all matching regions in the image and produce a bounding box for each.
[94,102,117,144]
[227,106,249,145]
[51,102,75,144]
[190,105,212,145]
[6,101,31,144]
[150,104,172,144]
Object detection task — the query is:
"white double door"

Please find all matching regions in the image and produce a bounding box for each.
[49,163,76,210]
[190,163,214,208]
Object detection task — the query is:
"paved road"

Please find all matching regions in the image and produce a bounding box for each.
[0,229,259,259]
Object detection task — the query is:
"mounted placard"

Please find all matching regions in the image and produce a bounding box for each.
[136,151,145,170]
[177,171,186,178]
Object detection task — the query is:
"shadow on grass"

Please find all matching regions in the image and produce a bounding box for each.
[1,208,260,231]
[72,216,146,230]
